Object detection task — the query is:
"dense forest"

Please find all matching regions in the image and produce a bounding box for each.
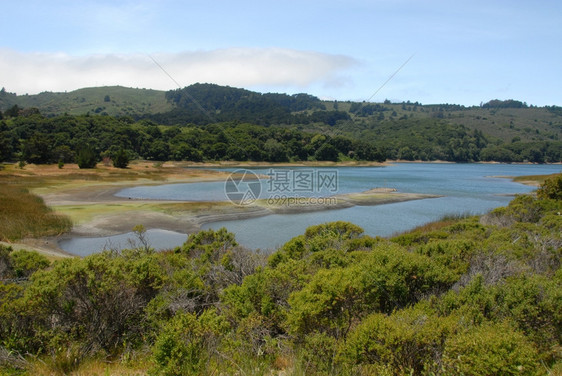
[0,112,384,165]
[0,174,560,375]
[1,84,561,164]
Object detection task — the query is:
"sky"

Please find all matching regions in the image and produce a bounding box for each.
[1,0,561,106]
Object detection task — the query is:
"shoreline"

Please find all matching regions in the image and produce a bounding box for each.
[2,162,556,258]
[52,188,442,250]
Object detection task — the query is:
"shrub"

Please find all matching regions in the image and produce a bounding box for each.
[9,249,50,278]
[152,309,229,376]
[286,243,457,339]
[537,173,562,200]
[342,304,458,374]
[76,146,97,169]
[112,148,129,168]
[21,251,164,354]
[442,321,540,375]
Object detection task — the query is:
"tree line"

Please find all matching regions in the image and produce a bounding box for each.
[1,97,559,165]
[0,108,385,166]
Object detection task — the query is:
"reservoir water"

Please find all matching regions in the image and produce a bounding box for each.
[59,163,561,255]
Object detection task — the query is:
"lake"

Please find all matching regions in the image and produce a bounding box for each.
[59,163,561,254]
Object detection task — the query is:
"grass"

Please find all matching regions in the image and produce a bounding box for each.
[399,212,474,235]
[0,162,235,242]
[512,173,560,185]
[0,184,72,241]
[28,356,152,376]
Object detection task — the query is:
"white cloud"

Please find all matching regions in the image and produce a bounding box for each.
[0,48,356,94]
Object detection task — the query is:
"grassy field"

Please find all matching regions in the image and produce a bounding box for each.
[0,184,72,241]
[0,161,239,247]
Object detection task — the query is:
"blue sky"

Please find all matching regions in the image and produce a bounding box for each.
[1,0,561,105]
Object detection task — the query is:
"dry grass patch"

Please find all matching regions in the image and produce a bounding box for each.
[0,184,72,241]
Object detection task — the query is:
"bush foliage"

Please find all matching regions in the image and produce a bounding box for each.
[0,177,561,374]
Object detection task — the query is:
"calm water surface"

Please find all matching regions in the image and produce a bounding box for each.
[59,163,561,254]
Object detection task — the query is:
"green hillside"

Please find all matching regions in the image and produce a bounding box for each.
[356,103,560,143]
[1,84,561,162]
[0,86,172,116]
[2,85,561,145]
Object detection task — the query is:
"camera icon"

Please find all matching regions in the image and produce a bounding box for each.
[224,169,262,205]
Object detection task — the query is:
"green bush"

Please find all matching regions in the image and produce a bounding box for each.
[296,332,340,375]
[286,242,457,338]
[12,251,164,355]
[537,173,562,200]
[437,273,562,363]
[9,249,50,278]
[0,246,50,279]
[112,148,129,168]
[76,146,97,169]
[152,309,229,376]
[342,304,458,374]
[442,321,540,375]
[269,222,364,268]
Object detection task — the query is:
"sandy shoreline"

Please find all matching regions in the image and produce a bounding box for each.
[50,184,440,242]
[41,183,439,256]
[4,161,550,258]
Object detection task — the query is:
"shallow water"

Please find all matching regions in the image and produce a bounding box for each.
[59,229,188,257]
[59,163,561,255]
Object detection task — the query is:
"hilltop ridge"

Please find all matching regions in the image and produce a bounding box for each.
[1,84,561,163]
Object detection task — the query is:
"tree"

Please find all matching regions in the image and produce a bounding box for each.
[76,146,98,168]
[263,138,288,162]
[314,143,339,161]
[22,134,53,164]
[4,105,20,118]
[112,148,129,168]
[0,121,13,162]
[226,145,247,161]
[147,140,170,161]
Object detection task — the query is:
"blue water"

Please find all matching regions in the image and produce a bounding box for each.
[59,229,188,257]
[59,163,561,254]
[201,163,561,249]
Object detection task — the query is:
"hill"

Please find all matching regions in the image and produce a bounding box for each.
[1,84,561,162]
[2,84,560,143]
[0,86,172,116]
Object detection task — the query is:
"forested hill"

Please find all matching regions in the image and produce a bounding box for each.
[1,84,561,162]
[158,83,331,125]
